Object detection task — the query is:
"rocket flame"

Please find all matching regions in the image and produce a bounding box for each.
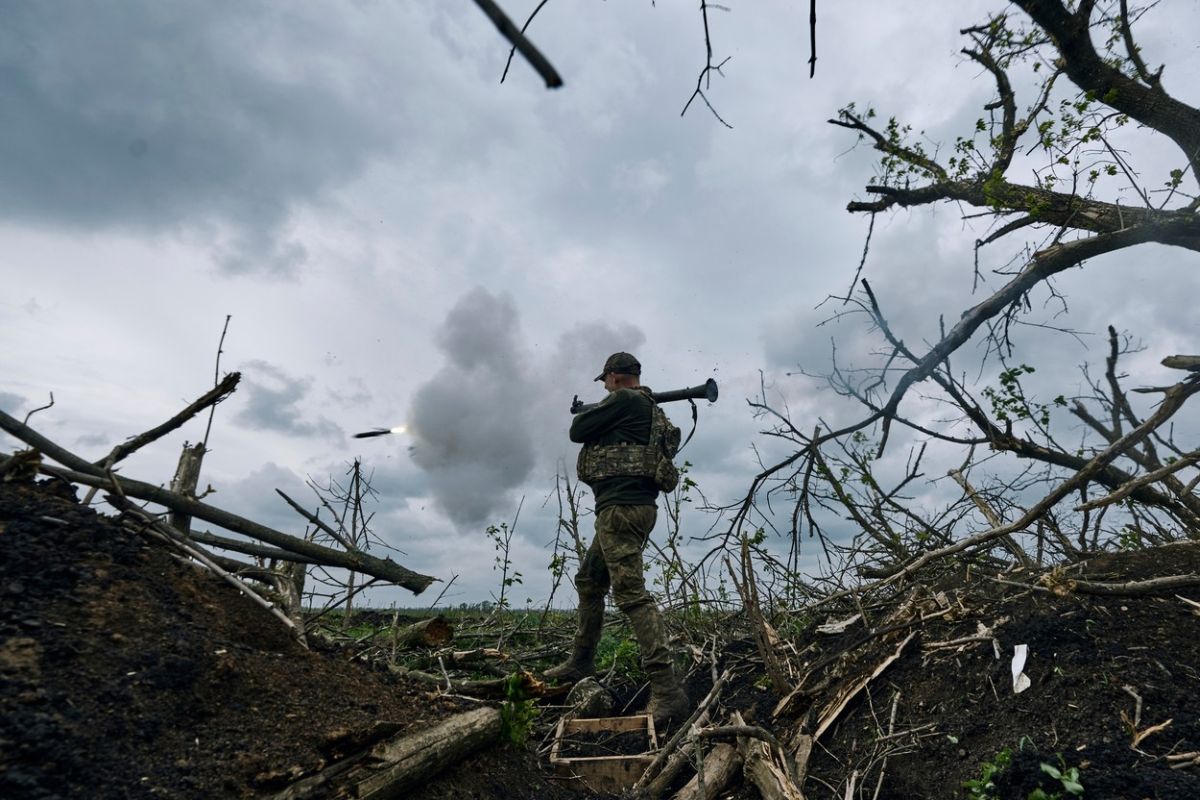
[352,423,408,440]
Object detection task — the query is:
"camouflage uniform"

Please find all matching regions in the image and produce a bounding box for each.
[547,354,688,725]
[572,505,672,677]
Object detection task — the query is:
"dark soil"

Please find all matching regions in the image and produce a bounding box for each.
[0,480,574,799]
[559,728,651,759]
[787,551,1200,800]
[5,477,1200,799]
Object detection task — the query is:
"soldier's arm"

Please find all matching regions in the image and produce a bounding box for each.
[569,391,630,443]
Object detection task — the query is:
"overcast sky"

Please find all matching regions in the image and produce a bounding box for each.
[2,1,1197,607]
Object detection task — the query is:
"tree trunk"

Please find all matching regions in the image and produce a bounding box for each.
[168,442,205,534]
[672,742,742,800]
[393,616,454,649]
[643,705,714,799]
[734,712,804,800]
[272,562,306,629]
[354,706,502,799]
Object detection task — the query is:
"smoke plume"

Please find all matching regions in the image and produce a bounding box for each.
[407,287,644,529]
[407,288,535,527]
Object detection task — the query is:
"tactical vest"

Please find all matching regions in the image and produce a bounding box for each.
[577,397,681,492]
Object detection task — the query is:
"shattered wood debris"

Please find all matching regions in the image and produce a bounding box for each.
[270,706,503,800]
[732,710,804,800]
[6,387,1200,799]
[389,666,550,701]
[673,740,741,800]
[813,631,915,741]
[0,391,437,624]
[6,466,1200,798]
[392,615,454,649]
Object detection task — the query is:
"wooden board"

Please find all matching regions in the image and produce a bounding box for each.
[550,714,658,792]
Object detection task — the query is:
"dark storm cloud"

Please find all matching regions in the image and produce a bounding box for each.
[408,288,534,528]
[0,2,391,276]
[232,360,342,440]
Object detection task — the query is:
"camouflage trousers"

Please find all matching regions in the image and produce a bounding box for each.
[572,504,672,675]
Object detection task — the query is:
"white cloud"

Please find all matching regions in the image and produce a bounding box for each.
[612,159,671,209]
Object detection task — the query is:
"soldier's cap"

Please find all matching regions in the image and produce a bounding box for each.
[595,352,641,381]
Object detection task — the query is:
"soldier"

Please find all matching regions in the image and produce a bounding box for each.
[544,352,689,727]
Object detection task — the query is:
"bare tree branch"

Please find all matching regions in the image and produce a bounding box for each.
[473,0,563,89]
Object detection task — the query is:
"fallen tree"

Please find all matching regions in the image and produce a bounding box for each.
[268,706,503,800]
[0,405,436,596]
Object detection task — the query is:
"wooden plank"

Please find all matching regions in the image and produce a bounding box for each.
[551,714,657,793]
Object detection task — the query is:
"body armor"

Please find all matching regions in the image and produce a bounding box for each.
[577,400,679,491]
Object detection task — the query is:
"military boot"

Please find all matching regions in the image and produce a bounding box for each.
[621,601,689,728]
[544,597,603,683]
[645,665,689,730]
[543,648,596,682]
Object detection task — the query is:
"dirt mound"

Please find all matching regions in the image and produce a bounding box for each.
[5,477,1200,799]
[782,551,1200,799]
[0,480,564,799]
